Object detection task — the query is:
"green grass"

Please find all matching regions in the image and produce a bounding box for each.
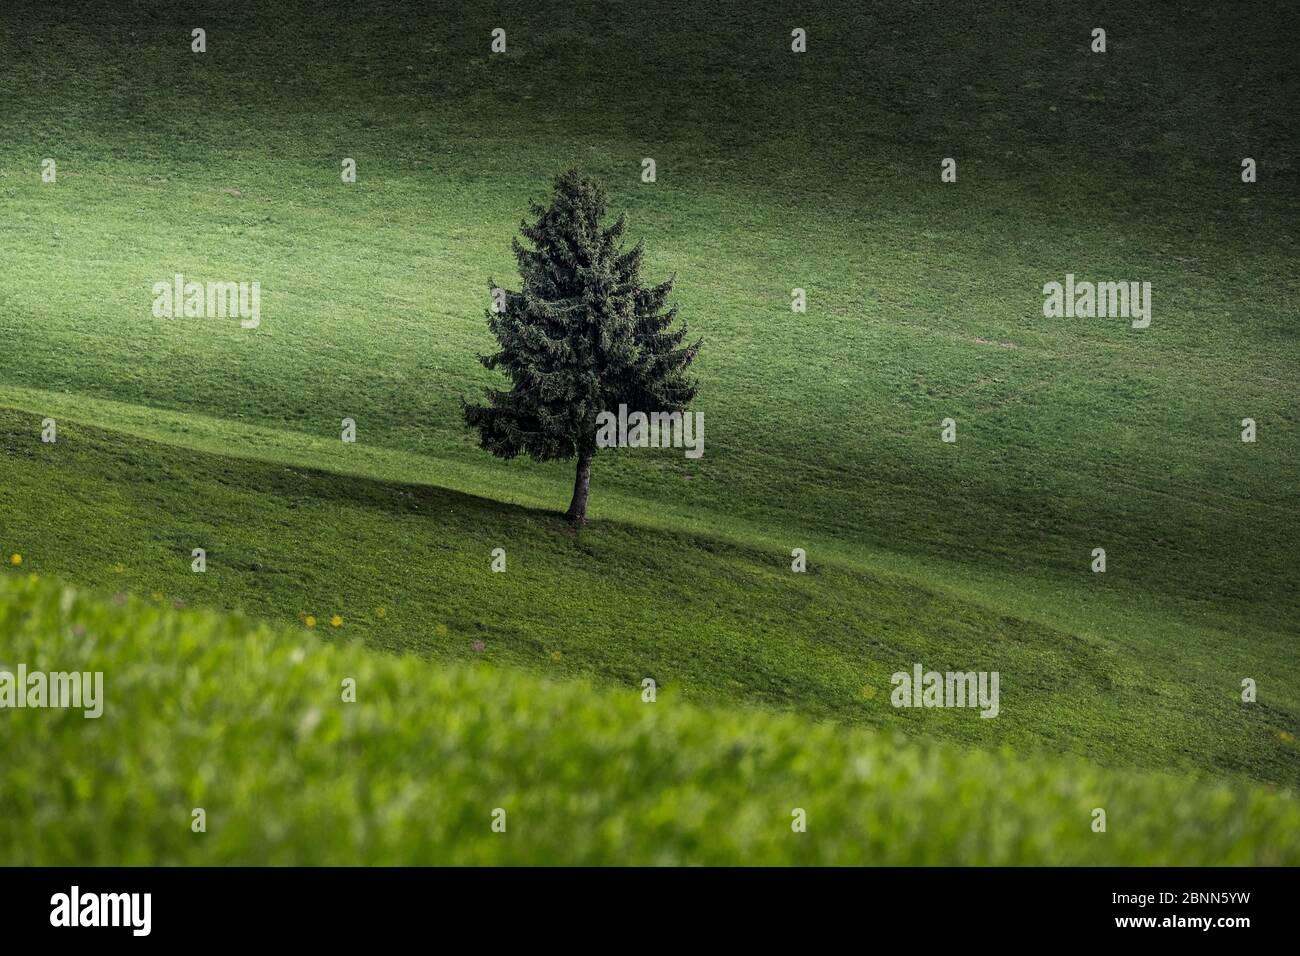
[1,573,1297,865]
[0,0,1297,853]
[3,406,1297,790]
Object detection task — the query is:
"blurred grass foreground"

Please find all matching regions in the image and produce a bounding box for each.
[0,572,1296,865]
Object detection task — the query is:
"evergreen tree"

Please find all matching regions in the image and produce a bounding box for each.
[464,169,701,524]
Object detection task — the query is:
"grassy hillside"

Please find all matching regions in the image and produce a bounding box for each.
[1,573,1297,865]
[0,0,1296,808]
[3,406,1297,789]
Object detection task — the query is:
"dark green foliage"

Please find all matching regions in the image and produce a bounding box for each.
[464,170,700,516]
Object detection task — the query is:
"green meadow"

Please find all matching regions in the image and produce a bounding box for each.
[0,0,1297,861]
[2,574,1297,865]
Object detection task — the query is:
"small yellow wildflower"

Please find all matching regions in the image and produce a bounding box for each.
[305,615,316,628]
[9,553,21,566]
[330,614,343,628]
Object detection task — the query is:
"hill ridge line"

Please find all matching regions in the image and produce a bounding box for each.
[0,387,1281,650]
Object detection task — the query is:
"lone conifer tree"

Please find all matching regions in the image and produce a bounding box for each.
[464,169,700,524]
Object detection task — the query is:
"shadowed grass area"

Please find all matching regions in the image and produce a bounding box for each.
[2,407,1296,787]
[1,1,1295,623]
[1,573,1296,865]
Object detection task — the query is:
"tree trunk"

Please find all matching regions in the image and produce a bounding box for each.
[566,450,593,524]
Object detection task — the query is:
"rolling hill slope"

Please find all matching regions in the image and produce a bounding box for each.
[1,573,1296,865]
[1,406,1296,787]
[0,0,1297,807]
